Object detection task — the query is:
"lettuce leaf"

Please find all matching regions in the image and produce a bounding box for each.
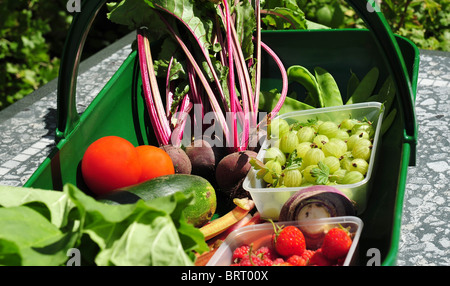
[0,184,208,266]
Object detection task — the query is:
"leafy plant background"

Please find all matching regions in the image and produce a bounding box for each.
[0,0,448,111]
[300,0,449,51]
[0,0,129,111]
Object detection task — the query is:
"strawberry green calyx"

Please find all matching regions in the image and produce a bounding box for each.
[268,219,306,258]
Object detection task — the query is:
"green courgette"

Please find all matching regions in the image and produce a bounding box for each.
[98,174,217,227]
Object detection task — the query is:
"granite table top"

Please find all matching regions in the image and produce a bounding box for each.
[0,32,449,266]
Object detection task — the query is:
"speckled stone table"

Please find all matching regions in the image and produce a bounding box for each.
[0,32,449,266]
[396,49,450,266]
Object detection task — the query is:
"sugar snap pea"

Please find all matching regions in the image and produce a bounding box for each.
[346,67,379,105]
[381,108,397,135]
[346,71,360,101]
[377,75,396,115]
[282,64,397,136]
[315,66,343,107]
[259,90,314,115]
[366,75,396,119]
[366,94,379,102]
[287,65,323,107]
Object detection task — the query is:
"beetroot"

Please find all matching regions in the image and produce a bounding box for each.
[159,145,192,174]
[215,150,257,202]
[185,139,224,181]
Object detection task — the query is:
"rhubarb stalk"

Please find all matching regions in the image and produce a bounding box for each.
[199,197,255,241]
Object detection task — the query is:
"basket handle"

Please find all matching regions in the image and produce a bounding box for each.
[56,0,417,150]
[345,0,417,151]
[56,0,108,143]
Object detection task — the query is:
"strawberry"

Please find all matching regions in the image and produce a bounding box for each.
[321,227,352,260]
[308,248,333,266]
[336,257,346,266]
[272,224,306,257]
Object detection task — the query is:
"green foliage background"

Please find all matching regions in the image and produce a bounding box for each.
[301,0,450,51]
[0,0,448,111]
[0,0,129,111]
[0,1,65,109]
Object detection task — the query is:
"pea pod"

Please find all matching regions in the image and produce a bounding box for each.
[366,75,396,119]
[346,71,360,102]
[259,90,314,115]
[287,65,323,107]
[366,94,379,102]
[315,66,343,107]
[346,67,379,105]
[381,108,397,135]
[377,75,396,115]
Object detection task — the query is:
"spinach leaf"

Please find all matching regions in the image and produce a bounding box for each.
[0,206,74,266]
[0,185,74,228]
[0,184,208,266]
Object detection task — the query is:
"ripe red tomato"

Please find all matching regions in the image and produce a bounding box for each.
[135,145,174,182]
[81,136,142,196]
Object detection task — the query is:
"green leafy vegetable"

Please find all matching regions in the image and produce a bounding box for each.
[0,184,208,266]
[107,0,292,152]
[0,206,74,266]
[261,6,307,30]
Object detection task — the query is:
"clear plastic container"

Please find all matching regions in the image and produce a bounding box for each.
[206,216,363,266]
[243,102,384,219]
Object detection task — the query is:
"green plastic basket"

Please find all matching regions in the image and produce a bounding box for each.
[24,0,419,266]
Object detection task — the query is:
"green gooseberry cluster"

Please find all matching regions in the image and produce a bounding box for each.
[263,117,375,188]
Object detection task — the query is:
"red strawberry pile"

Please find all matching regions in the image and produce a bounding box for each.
[230,224,353,266]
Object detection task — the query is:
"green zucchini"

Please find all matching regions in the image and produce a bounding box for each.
[98,174,216,227]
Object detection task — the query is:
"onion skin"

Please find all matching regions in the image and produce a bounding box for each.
[279,185,356,222]
[279,186,356,249]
